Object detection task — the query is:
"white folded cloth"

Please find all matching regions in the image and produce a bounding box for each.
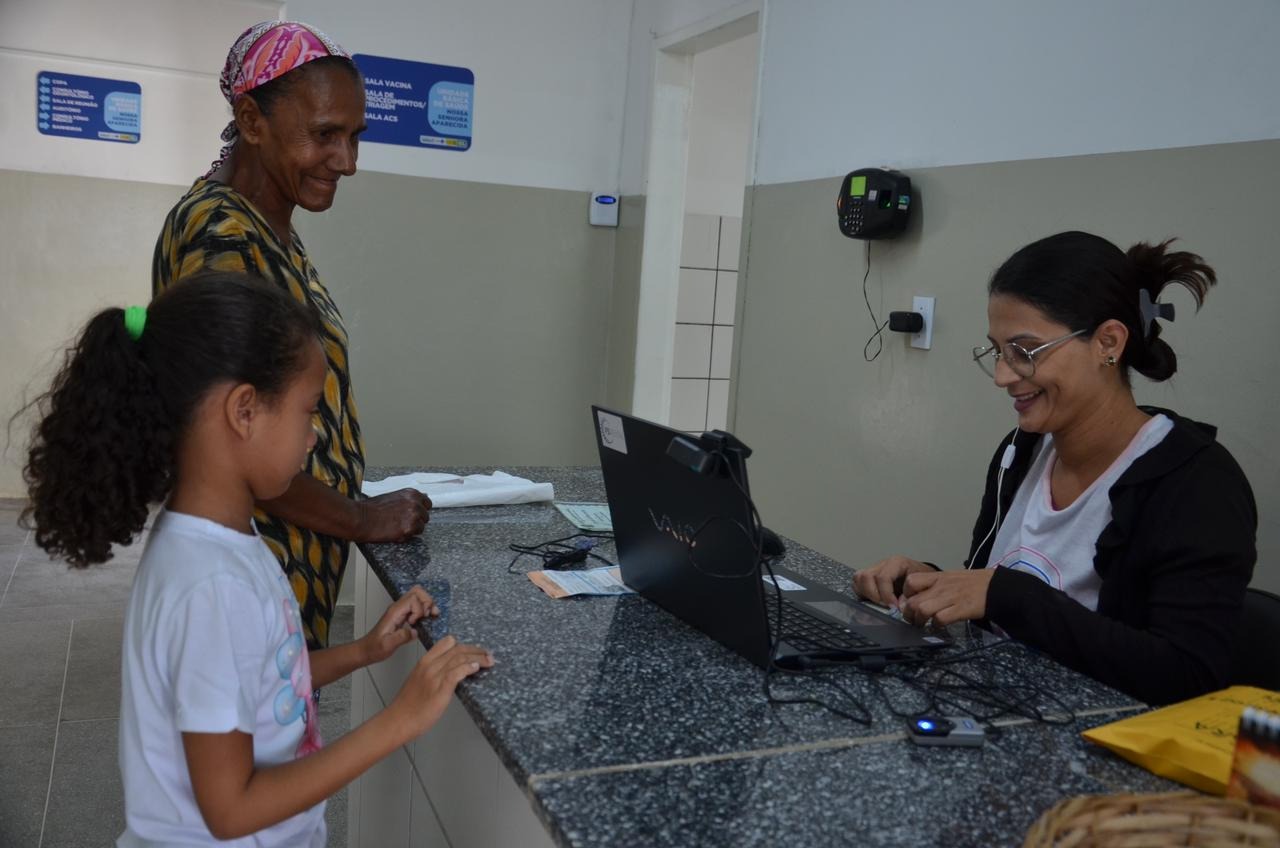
[360,471,555,508]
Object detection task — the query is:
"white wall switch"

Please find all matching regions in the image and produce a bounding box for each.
[910,295,934,350]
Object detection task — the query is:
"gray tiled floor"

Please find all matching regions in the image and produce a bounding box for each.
[0,500,353,847]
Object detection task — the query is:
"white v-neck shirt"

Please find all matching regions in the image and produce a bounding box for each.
[985,414,1173,610]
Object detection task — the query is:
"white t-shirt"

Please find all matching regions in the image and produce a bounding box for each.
[118,511,325,848]
[986,414,1173,611]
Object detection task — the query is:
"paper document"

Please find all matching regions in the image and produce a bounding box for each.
[554,502,613,532]
[528,566,634,599]
[361,470,554,508]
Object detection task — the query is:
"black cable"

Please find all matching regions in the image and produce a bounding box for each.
[674,447,1080,731]
[763,664,874,726]
[682,514,762,579]
[861,240,888,362]
[507,533,615,573]
[710,449,875,725]
[862,638,1079,730]
[756,614,1079,730]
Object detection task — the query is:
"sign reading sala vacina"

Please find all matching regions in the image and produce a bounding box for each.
[353,54,473,151]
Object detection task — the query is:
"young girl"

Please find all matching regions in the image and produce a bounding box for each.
[22,272,493,846]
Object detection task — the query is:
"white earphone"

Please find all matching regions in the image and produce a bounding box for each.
[969,427,1019,569]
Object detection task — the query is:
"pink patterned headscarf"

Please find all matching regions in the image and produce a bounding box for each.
[204,21,351,178]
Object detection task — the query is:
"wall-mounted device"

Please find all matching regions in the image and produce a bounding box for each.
[837,168,912,239]
[590,191,619,227]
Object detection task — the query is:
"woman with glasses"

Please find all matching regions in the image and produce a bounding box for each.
[853,231,1256,705]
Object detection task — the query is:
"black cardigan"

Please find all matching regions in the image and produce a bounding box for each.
[966,407,1256,706]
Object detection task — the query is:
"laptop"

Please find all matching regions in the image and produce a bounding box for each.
[591,405,948,670]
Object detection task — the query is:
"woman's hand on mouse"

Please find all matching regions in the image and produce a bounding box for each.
[899,569,995,628]
[852,556,935,609]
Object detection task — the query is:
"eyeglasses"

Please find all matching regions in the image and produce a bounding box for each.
[972,330,1088,378]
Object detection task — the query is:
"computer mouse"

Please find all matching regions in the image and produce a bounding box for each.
[759,526,786,558]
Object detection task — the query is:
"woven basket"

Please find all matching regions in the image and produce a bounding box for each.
[1022,791,1280,848]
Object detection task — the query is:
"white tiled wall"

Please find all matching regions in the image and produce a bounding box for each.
[669,378,710,431]
[671,214,740,434]
[672,324,713,378]
[676,268,716,324]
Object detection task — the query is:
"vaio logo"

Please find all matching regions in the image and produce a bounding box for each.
[648,508,698,548]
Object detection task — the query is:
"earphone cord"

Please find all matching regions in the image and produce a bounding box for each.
[968,426,1019,570]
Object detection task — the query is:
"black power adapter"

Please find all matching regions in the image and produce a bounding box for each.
[887,311,924,333]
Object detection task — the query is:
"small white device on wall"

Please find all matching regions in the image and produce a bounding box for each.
[590,192,619,227]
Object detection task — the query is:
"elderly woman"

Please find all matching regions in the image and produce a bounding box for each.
[153,21,430,648]
[854,231,1256,705]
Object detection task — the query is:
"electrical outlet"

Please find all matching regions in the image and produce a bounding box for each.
[910,296,934,350]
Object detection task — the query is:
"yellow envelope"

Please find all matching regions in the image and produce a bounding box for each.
[1083,686,1280,794]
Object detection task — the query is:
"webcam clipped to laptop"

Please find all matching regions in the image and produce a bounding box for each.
[591,406,947,670]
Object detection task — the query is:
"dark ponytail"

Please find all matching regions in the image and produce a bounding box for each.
[20,273,321,567]
[988,231,1216,383]
[1124,239,1216,381]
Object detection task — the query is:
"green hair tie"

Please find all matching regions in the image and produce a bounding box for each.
[123,305,147,341]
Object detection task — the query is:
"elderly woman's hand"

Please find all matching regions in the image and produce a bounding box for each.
[356,489,432,542]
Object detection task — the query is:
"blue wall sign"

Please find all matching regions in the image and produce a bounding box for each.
[37,71,141,143]
[353,54,473,152]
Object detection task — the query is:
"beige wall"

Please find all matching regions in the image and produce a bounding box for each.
[732,140,1280,593]
[1,168,635,495]
[294,172,621,468]
[0,170,183,495]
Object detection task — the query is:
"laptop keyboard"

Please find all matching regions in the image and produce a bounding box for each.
[777,598,881,652]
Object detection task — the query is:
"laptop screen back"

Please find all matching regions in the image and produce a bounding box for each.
[592,406,773,666]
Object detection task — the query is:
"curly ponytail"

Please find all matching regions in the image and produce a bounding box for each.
[22,310,173,567]
[989,231,1218,384]
[20,272,321,567]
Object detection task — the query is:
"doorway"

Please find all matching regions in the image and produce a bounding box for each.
[631,9,761,432]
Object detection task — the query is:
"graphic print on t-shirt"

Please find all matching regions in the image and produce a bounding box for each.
[993,546,1063,589]
[275,596,322,757]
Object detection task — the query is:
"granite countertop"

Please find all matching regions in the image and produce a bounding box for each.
[359,466,1172,848]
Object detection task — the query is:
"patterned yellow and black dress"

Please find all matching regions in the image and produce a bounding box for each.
[153,178,365,649]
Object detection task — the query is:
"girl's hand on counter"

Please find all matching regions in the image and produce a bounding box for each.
[387,636,494,741]
[360,585,438,666]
